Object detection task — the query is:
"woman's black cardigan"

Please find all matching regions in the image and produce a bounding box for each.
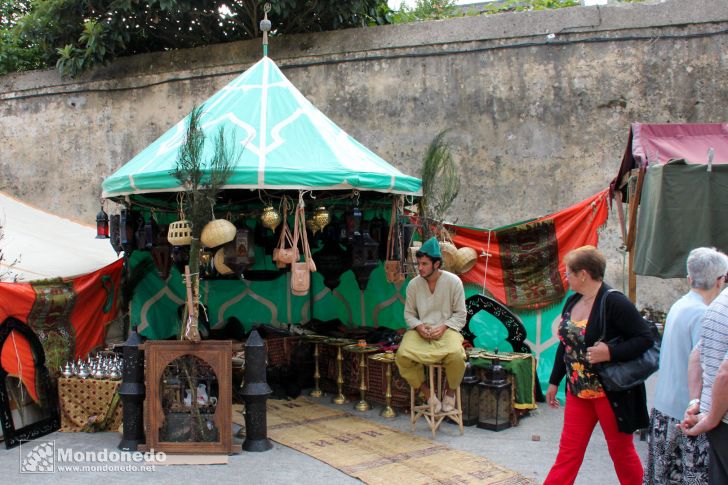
[548,283,653,434]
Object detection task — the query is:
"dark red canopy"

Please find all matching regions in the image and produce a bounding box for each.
[611,122,728,198]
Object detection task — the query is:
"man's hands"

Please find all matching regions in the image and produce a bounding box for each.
[415,324,448,341]
[678,399,718,436]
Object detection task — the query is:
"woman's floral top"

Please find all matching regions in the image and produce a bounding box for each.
[558,315,605,399]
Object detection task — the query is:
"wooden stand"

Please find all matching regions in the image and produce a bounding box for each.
[142,340,232,454]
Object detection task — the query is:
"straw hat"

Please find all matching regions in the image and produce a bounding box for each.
[201,219,237,248]
[452,247,478,274]
[214,248,234,275]
[439,241,458,270]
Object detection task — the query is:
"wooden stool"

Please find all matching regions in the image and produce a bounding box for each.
[410,364,464,438]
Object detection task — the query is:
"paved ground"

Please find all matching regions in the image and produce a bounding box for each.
[1,376,656,484]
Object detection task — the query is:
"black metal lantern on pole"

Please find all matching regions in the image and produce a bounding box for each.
[96,206,109,239]
[460,361,481,427]
[118,326,146,451]
[477,359,512,431]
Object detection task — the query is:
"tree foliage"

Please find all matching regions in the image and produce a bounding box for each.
[387,0,646,24]
[387,0,458,23]
[0,0,390,77]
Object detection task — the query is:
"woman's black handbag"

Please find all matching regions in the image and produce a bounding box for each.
[595,289,660,391]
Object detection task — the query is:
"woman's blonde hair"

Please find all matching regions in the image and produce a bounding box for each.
[564,245,606,281]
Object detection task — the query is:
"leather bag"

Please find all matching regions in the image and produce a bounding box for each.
[596,289,660,391]
[291,200,317,296]
[384,197,406,284]
[272,202,298,267]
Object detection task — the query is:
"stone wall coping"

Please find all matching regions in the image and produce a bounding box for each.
[2,0,727,98]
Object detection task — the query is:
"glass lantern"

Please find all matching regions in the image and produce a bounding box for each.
[95,207,109,239]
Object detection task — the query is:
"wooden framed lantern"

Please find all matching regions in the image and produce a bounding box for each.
[143,340,232,454]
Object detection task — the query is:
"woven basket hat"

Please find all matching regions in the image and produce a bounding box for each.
[439,241,458,271]
[167,220,192,246]
[201,219,237,248]
[214,248,234,275]
[452,247,478,274]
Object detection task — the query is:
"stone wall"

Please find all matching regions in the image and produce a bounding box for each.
[2,0,728,311]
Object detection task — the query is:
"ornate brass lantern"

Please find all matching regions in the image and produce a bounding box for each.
[260,206,281,232]
[477,360,512,431]
[312,206,331,232]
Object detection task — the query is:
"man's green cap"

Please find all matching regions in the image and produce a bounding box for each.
[419,237,441,258]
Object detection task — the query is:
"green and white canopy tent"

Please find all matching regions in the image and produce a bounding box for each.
[101,56,421,339]
[102,56,421,204]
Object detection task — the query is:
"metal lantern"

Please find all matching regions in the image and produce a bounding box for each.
[312,206,331,232]
[118,328,145,451]
[119,209,138,254]
[96,206,109,239]
[460,361,481,427]
[477,360,512,431]
[346,206,363,239]
[109,214,123,255]
[313,236,352,290]
[143,215,156,250]
[260,206,281,232]
[350,229,379,291]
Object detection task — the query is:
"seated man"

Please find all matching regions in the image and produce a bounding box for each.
[395,237,467,412]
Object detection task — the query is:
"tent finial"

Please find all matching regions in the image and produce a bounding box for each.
[260,3,272,58]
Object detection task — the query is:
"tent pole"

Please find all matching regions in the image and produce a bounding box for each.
[625,168,646,304]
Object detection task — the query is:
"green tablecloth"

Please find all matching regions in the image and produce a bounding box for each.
[469,352,537,410]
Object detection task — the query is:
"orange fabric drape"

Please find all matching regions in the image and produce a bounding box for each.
[0,258,123,401]
[450,189,609,308]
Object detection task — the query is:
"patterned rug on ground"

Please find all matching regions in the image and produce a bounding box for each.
[234,397,535,485]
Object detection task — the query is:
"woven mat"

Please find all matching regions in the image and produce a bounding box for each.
[234,398,535,485]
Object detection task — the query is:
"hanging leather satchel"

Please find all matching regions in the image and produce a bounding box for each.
[272,202,299,267]
[595,289,660,391]
[384,197,406,284]
[291,200,317,296]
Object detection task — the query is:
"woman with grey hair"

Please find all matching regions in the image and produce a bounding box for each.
[644,247,728,485]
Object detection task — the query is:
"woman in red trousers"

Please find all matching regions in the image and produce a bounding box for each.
[544,246,653,485]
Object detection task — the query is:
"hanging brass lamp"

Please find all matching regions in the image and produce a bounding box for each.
[260,206,281,232]
[312,206,331,232]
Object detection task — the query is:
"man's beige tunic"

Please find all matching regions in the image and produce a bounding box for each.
[396,271,467,389]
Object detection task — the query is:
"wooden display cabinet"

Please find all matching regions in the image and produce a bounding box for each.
[142,340,232,454]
